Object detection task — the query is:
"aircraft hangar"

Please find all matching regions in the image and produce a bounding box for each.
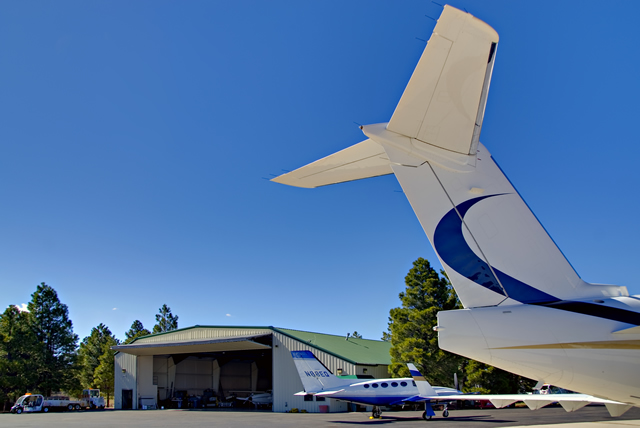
[112,325,391,412]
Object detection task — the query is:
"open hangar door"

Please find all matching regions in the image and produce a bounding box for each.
[115,333,273,410]
[153,348,272,409]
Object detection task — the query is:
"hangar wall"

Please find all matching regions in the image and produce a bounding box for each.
[113,326,391,413]
[273,331,350,413]
[114,352,137,409]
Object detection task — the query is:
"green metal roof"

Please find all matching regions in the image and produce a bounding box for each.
[129,325,391,366]
[273,328,391,366]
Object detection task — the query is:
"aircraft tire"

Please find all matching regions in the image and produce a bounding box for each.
[422,411,432,420]
[443,409,449,417]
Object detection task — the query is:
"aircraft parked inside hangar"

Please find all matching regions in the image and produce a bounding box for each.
[291,350,461,419]
[273,5,640,417]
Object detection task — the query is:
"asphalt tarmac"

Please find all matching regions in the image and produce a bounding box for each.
[2,406,640,427]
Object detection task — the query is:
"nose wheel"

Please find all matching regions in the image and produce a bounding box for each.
[442,403,450,418]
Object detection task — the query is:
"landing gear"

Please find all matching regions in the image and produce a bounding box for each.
[442,403,449,418]
[370,406,382,419]
[423,401,435,421]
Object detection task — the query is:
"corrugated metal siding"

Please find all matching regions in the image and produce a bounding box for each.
[133,327,272,344]
[356,364,390,379]
[114,352,137,409]
[273,332,348,413]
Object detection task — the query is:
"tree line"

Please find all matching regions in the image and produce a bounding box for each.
[384,257,536,394]
[0,283,179,411]
[1,258,531,412]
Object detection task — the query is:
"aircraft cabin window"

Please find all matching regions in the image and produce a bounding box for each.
[400,381,407,387]
[412,381,416,386]
[372,383,379,388]
[364,384,370,389]
[391,382,398,387]
[381,383,388,388]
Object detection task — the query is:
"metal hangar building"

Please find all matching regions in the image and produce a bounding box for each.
[112,325,392,412]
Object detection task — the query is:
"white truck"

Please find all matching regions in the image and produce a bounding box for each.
[81,388,106,409]
[10,389,105,414]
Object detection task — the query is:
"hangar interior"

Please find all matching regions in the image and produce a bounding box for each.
[113,326,391,413]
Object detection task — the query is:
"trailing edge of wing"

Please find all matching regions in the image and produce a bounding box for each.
[387,5,499,156]
[271,139,392,188]
[420,393,630,417]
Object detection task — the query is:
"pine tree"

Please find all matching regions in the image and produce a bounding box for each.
[0,306,40,410]
[124,320,151,344]
[386,258,463,386]
[93,334,118,407]
[465,359,536,394]
[78,324,118,389]
[28,283,78,396]
[152,304,178,334]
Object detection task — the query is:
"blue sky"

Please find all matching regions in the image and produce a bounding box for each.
[1,1,639,342]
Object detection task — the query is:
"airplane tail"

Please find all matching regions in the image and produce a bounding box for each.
[290,350,347,393]
[407,363,438,397]
[272,6,628,308]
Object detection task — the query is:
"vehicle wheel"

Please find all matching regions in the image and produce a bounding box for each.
[43,407,49,413]
[75,404,81,410]
[422,411,432,420]
[68,404,74,411]
[16,408,23,414]
[443,409,449,418]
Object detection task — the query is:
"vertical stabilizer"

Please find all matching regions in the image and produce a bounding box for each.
[291,350,347,393]
[273,5,628,308]
[407,363,438,396]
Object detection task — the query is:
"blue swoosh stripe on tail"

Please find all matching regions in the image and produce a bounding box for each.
[434,195,558,304]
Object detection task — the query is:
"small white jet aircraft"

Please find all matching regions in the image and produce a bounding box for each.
[291,350,460,419]
[274,5,640,417]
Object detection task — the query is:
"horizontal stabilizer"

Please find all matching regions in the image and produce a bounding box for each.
[271,139,392,188]
[315,389,344,396]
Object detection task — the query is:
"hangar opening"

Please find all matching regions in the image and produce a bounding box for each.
[113,326,391,413]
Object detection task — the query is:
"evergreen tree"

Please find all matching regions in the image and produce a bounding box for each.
[465,360,536,394]
[0,306,40,410]
[78,324,118,389]
[28,283,78,396]
[93,334,118,407]
[124,320,151,344]
[152,304,178,334]
[386,258,463,386]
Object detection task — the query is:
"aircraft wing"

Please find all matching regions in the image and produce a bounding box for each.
[272,139,392,188]
[414,393,632,417]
